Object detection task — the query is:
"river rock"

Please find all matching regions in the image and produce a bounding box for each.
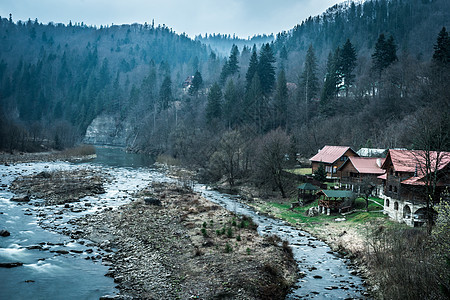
[0,230,10,237]
[11,195,30,202]
[27,245,43,250]
[144,197,161,206]
[0,262,23,268]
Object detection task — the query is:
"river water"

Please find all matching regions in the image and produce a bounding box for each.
[0,146,367,299]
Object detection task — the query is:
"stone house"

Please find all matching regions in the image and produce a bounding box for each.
[310,146,359,179]
[380,149,450,226]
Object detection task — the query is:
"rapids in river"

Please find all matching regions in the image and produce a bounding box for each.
[0,146,367,299]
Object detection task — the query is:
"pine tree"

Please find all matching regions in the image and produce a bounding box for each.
[189,70,203,96]
[245,45,259,91]
[223,79,239,128]
[258,43,276,96]
[244,72,262,126]
[432,27,450,66]
[274,69,288,129]
[159,75,172,111]
[227,44,240,76]
[299,44,319,104]
[220,44,240,85]
[219,59,229,85]
[206,82,222,123]
[339,39,357,96]
[372,33,397,75]
[320,51,339,115]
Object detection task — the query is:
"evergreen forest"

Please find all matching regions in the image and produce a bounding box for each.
[0,0,449,186]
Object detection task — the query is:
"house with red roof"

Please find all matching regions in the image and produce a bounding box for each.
[381,149,450,226]
[338,157,385,195]
[310,146,358,179]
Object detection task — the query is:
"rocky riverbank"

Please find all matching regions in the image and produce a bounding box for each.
[9,169,107,205]
[0,145,96,165]
[70,182,298,299]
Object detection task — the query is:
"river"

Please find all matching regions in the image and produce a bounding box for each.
[0,146,367,299]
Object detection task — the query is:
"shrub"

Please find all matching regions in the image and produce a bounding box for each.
[227,227,233,238]
[224,243,232,253]
[201,228,207,237]
[236,235,241,241]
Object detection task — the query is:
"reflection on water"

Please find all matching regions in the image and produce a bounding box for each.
[88,146,155,168]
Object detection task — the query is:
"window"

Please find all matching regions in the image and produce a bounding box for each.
[386,199,390,207]
[389,185,392,192]
[340,156,348,161]
[394,202,399,210]
[394,186,398,193]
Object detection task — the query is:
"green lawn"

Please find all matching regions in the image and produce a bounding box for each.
[285,168,312,175]
[255,196,388,227]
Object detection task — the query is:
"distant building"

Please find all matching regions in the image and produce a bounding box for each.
[310,146,358,179]
[381,149,450,226]
[357,148,386,157]
[182,75,194,92]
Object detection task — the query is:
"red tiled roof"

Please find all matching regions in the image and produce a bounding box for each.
[344,157,385,174]
[310,146,357,164]
[382,149,450,174]
[382,149,450,186]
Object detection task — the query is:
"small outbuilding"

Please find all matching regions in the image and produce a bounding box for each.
[297,183,319,205]
[317,190,354,215]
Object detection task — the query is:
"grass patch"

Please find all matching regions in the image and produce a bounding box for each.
[285,168,312,175]
[353,197,384,211]
[258,200,336,226]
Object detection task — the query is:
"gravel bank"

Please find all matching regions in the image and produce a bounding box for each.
[71,182,298,299]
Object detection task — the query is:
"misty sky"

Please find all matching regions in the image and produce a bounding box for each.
[1,0,342,38]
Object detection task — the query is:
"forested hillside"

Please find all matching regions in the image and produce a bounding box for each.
[0,0,449,191]
[0,18,213,150]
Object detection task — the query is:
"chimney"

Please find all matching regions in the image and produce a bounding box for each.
[376,158,382,168]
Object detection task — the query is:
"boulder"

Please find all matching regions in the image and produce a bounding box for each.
[0,230,10,237]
